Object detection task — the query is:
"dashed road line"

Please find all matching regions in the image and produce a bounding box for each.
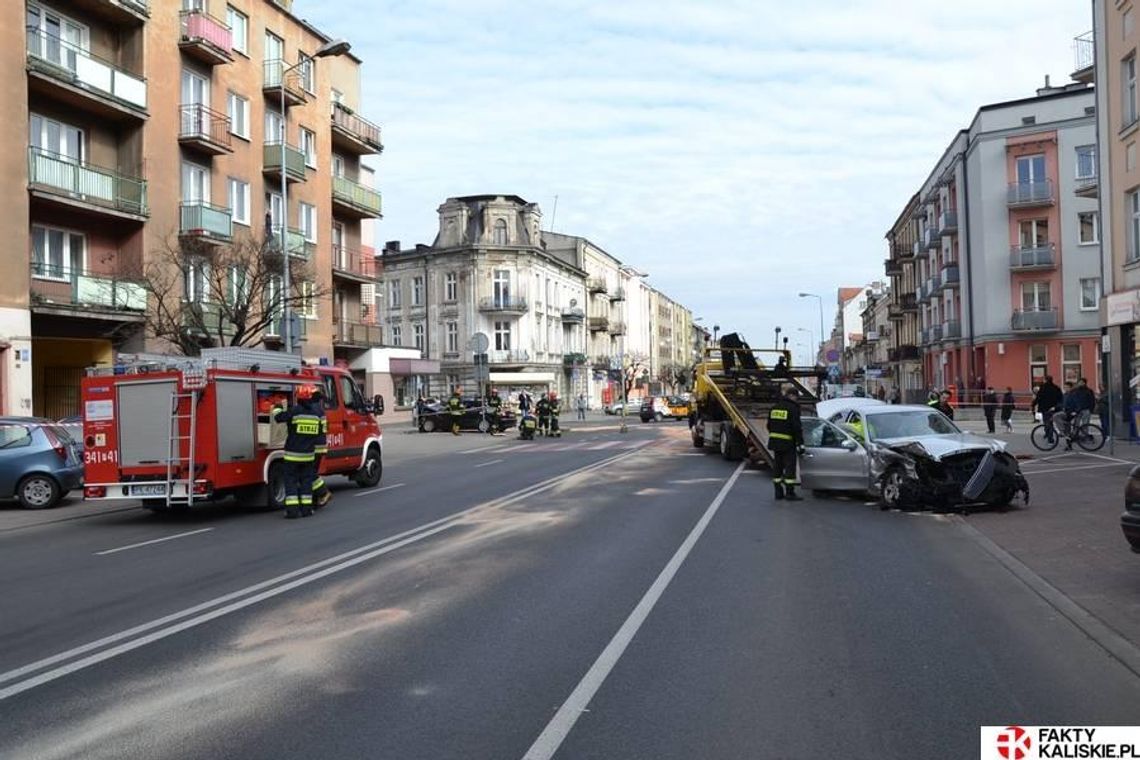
[95,528,214,557]
[354,482,407,498]
[474,459,503,468]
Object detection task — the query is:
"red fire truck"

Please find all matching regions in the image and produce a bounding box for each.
[80,347,384,512]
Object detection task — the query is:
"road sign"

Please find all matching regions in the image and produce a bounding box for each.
[469,332,490,353]
[473,352,489,382]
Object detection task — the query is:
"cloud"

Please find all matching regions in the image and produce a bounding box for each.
[299,0,1090,353]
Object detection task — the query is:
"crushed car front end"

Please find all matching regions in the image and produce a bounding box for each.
[868,438,1029,511]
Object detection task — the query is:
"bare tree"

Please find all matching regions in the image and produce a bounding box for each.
[139,230,328,356]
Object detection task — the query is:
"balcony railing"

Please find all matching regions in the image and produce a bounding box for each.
[941,265,960,286]
[266,226,312,258]
[30,262,146,313]
[179,9,233,65]
[940,210,958,234]
[26,29,147,113]
[332,246,379,279]
[884,258,903,276]
[332,175,383,218]
[28,147,147,216]
[478,296,528,313]
[900,293,918,311]
[924,226,940,249]
[917,281,929,301]
[179,201,232,242]
[593,356,614,369]
[1007,180,1055,207]
[1073,31,1094,77]
[178,103,231,153]
[942,320,962,340]
[929,273,943,293]
[1011,308,1059,332]
[263,142,307,182]
[560,307,585,323]
[888,303,904,320]
[1075,174,1098,198]
[334,321,383,347]
[331,102,384,153]
[1009,243,1056,270]
[609,287,626,301]
[928,324,943,342]
[912,240,922,257]
[889,345,921,362]
[609,321,627,335]
[263,59,307,106]
[588,316,610,331]
[587,278,608,294]
[490,350,531,363]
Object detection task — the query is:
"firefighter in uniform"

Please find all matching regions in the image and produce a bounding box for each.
[767,386,805,502]
[273,384,322,519]
[487,388,503,435]
[448,387,465,435]
[311,384,331,508]
[535,393,551,436]
[547,392,562,437]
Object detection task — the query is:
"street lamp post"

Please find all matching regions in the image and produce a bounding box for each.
[774,326,781,351]
[798,292,825,364]
[278,40,350,354]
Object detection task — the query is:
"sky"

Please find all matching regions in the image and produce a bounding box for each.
[299,0,1091,365]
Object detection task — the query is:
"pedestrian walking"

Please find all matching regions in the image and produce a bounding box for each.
[982,386,998,434]
[889,386,902,405]
[767,386,805,501]
[1001,387,1015,433]
[272,384,322,519]
[576,392,587,421]
[875,385,886,402]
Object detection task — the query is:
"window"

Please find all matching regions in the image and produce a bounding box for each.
[1015,154,1046,185]
[1021,282,1051,311]
[31,225,84,280]
[299,202,316,242]
[265,191,283,229]
[445,272,457,302]
[1076,145,1096,179]
[1029,344,1047,385]
[226,92,249,139]
[180,69,208,110]
[264,31,283,64]
[494,321,511,351]
[1080,278,1101,310]
[1018,219,1049,248]
[413,323,424,351]
[446,322,458,353]
[493,269,511,306]
[299,127,317,168]
[493,218,508,245]
[229,265,249,304]
[1131,191,1140,262]
[391,324,402,346]
[181,161,210,203]
[1125,55,1138,128]
[298,52,315,93]
[26,5,87,70]
[332,154,345,178]
[185,258,209,302]
[227,178,249,225]
[1078,211,1099,245]
[412,276,424,306]
[299,281,316,318]
[388,280,401,308]
[29,113,82,160]
[226,6,247,54]
[1062,344,1082,384]
[265,109,284,143]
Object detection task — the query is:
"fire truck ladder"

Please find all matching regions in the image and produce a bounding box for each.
[166,389,200,508]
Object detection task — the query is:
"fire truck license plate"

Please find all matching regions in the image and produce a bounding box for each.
[129,484,167,497]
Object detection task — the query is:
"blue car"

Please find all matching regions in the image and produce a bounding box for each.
[0,417,84,509]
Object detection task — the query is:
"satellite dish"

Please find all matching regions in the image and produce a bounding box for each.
[468,332,490,353]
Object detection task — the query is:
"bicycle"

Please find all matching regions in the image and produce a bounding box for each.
[1029,412,1105,452]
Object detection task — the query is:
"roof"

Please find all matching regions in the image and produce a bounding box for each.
[838,287,863,305]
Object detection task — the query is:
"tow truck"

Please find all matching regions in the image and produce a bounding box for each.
[80,347,385,512]
[690,332,823,464]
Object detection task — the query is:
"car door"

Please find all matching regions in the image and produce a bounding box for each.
[0,423,35,497]
[798,418,871,492]
[319,373,344,470]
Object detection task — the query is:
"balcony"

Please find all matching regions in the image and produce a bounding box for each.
[266,226,313,259]
[587,278,608,294]
[332,176,383,219]
[1075,174,1098,199]
[262,142,307,184]
[888,303,904,321]
[30,262,146,317]
[917,281,929,302]
[1012,308,1059,332]
[563,353,587,367]
[263,60,307,107]
[28,147,147,220]
[1007,180,1055,208]
[884,258,903,276]
[889,345,921,362]
[560,307,585,324]
[609,321,627,336]
[179,10,233,66]
[26,30,147,121]
[940,210,958,234]
[912,240,922,257]
[924,226,940,250]
[332,246,379,282]
[609,287,626,302]
[1072,31,1094,84]
[179,201,232,243]
[588,316,610,332]
[929,273,943,294]
[593,356,614,369]
[178,104,232,155]
[70,0,149,25]
[900,293,918,312]
[941,265,960,287]
[942,320,962,340]
[331,102,384,155]
[895,242,914,260]
[1009,243,1056,271]
[334,320,383,348]
[478,297,528,314]
[490,350,531,364]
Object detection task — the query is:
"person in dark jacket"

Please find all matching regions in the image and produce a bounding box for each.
[310,384,331,508]
[447,387,464,436]
[933,390,954,420]
[1001,387,1016,433]
[1032,375,1064,443]
[272,384,322,519]
[1096,389,1110,435]
[982,386,998,434]
[1074,378,1097,422]
[767,386,805,502]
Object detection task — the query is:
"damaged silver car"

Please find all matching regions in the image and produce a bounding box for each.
[797,405,1029,511]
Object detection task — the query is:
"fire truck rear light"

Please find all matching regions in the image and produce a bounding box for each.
[192,481,212,495]
[84,486,106,498]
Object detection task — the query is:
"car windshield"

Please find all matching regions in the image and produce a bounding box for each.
[865,411,960,440]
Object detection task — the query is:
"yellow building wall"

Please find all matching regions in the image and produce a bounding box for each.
[32,338,113,418]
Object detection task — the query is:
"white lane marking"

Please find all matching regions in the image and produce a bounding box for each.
[1076,451,1134,464]
[354,483,406,498]
[95,528,214,557]
[587,441,620,450]
[0,443,657,698]
[521,462,746,760]
[1022,462,1133,476]
[475,459,503,468]
[462,445,507,455]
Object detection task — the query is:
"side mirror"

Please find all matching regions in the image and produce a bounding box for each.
[372,395,385,415]
[841,438,859,451]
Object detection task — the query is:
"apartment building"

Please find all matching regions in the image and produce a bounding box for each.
[886,85,1100,398]
[884,193,924,398]
[845,285,891,393]
[0,0,383,416]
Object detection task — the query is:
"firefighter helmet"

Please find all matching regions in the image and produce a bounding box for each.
[297,384,318,401]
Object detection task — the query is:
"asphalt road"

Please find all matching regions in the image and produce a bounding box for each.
[1,420,1139,759]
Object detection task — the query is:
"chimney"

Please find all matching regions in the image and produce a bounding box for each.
[384,240,401,254]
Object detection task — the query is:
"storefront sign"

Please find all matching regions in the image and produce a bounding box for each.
[1107,289,1140,326]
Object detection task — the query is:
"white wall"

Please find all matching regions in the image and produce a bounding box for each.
[0,307,33,416]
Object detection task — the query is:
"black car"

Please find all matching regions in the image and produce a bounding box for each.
[417,398,517,433]
[1122,465,1140,552]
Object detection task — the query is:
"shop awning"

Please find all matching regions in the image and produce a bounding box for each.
[489,372,556,385]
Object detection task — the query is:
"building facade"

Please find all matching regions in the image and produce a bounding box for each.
[884,193,924,399]
[0,0,383,416]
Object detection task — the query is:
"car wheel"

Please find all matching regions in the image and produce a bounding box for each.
[17,474,61,509]
[879,468,910,511]
[421,418,436,433]
[477,418,491,433]
[354,445,383,488]
[655,412,664,422]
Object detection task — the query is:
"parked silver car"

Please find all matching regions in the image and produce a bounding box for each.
[799,404,1029,511]
[0,417,84,509]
